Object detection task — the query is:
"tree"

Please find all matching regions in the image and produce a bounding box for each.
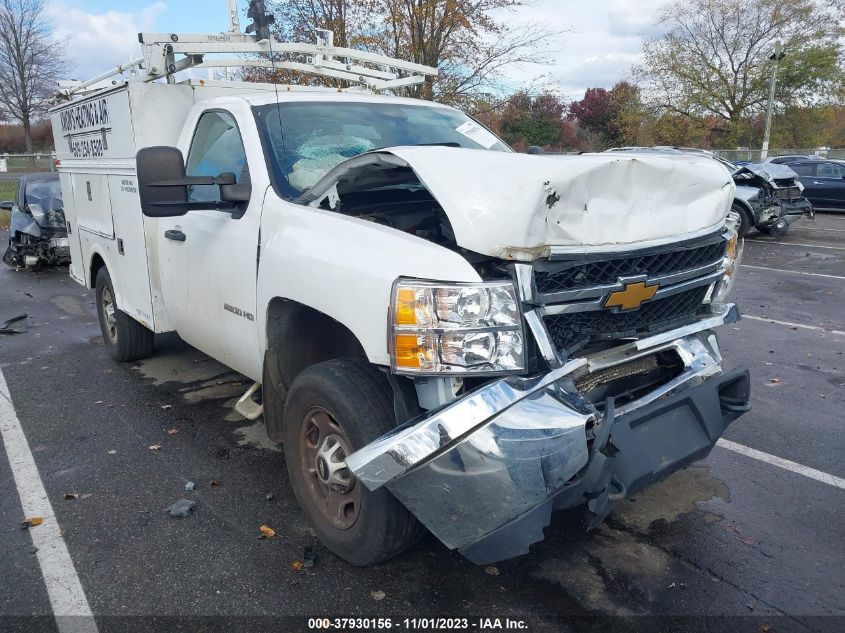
[497,91,568,149]
[567,81,643,149]
[636,0,844,143]
[261,0,562,105]
[0,0,66,152]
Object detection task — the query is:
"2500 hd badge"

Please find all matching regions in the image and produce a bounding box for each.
[223,303,255,321]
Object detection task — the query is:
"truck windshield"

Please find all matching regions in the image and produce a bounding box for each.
[254,101,511,198]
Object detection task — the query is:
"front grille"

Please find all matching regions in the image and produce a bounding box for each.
[776,186,801,200]
[534,241,725,294]
[543,285,709,353]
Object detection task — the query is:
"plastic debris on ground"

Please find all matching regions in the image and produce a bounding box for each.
[303,544,317,568]
[166,499,196,518]
[0,314,27,334]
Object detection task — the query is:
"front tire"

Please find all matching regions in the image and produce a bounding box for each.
[95,267,154,362]
[732,203,753,238]
[283,358,422,566]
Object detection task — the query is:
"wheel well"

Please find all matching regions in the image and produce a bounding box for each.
[731,199,754,219]
[265,298,367,390]
[89,253,106,288]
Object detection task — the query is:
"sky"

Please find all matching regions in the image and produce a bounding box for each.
[48,0,671,100]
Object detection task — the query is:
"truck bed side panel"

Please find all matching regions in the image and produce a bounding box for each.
[50,83,196,332]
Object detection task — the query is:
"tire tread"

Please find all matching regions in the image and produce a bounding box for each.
[283,358,424,565]
[95,267,155,362]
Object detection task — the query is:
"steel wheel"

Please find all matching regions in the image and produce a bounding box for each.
[298,406,361,530]
[100,286,117,343]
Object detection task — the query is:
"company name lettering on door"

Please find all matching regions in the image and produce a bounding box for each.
[59,98,112,158]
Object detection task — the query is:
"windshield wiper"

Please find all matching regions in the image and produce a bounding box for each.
[372,142,463,151]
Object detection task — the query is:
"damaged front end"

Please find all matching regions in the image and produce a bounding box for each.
[298,144,750,563]
[734,163,814,235]
[346,220,751,564]
[3,174,69,270]
[3,225,70,269]
[348,308,749,563]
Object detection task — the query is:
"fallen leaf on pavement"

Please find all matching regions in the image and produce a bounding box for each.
[64,493,78,501]
[758,624,771,633]
[21,517,44,528]
[161,404,172,410]
[484,565,500,576]
[167,428,179,435]
[149,444,162,451]
[259,524,276,538]
[370,590,385,601]
[290,560,304,571]
[209,480,219,487]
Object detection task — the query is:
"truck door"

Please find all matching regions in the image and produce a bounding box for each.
[158,109,261,379]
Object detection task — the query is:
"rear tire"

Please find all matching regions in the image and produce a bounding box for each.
[95,267,154,362]
[732,203,753,238]
[283,358,423,566]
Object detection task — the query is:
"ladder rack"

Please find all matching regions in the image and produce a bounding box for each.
[58,29,438,99]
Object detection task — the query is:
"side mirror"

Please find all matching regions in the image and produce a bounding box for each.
[220,169,251,203]
[0,201,13,211]
[136,146,238,217]
[526,146,545,155]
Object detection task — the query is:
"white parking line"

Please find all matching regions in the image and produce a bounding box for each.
[741,314,845,336]
[745,239,845,251]
[791,227,845,233]
[741,264,845,281]
[0,369,98,633]
[717,439,845,490]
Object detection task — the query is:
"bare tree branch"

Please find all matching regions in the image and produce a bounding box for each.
[0,0,67,151]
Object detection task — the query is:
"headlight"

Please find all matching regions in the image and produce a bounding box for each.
[711,215,744,304]
[390,280,525,375]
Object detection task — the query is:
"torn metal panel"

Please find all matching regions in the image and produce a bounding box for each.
[735,162,801,183]
[301,147,735,261]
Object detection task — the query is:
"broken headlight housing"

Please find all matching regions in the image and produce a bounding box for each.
[710,215,744,304]
[390,279,525,375]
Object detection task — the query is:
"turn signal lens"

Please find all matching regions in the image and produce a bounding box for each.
[394,333,435,370]
[711,215,744,304]
[395,288,418,325]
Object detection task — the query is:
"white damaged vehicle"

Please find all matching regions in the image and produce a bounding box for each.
[51,27,750,566]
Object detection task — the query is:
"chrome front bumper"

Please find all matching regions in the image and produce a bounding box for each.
[347,304,750,563]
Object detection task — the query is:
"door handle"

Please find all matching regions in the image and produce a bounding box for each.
[164,229,186,242]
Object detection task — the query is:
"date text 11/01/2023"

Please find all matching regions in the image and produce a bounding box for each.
[307,618,529,630]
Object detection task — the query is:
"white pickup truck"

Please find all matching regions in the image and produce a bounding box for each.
[51,28,750,567]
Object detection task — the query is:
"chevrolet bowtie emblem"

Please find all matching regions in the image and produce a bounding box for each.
[604,281,659,311]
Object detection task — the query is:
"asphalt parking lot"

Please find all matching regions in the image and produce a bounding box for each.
[1,215,844,633]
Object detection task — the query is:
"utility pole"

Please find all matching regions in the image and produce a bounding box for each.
[228,0,241,33]
[761,41,785,161]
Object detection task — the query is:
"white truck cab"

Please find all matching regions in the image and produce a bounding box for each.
[51,21,751,566]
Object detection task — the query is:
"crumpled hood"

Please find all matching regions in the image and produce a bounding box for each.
[735,162,798,183]
[303,147,735,261]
